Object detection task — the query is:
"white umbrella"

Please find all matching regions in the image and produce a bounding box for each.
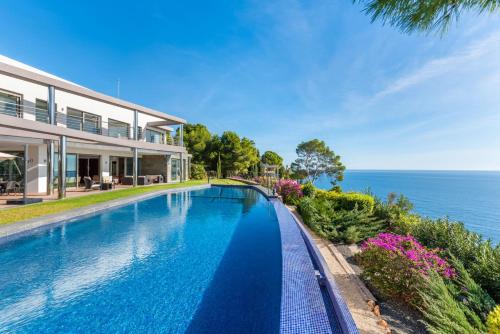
[0,152,17,161]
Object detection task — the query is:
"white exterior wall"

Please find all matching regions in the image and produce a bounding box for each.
[0,72,170,134]
[0,68,184,194]
[0,73,48,121]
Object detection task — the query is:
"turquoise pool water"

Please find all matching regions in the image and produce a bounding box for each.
[0,187,282,333]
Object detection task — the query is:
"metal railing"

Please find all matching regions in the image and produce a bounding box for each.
[0,100,185,147]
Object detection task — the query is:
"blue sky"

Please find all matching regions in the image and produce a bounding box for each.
[1,0,500,170]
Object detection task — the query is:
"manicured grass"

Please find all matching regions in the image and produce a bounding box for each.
[0,179,245,225]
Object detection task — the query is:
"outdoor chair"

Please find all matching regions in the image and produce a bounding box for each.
[83,176,101,191]
[3,181,20,195]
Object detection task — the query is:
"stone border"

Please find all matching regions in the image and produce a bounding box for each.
[0,184,211,243]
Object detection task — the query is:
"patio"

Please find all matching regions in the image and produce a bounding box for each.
[0,185,135,210]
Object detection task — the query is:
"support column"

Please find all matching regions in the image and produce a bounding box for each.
[179,124,184,182]
[132,147,138,187]
[23,144,28,202]
[47,85,56,195]
[179,152,184,182]
[179,124,184,147]
[133,110,139,140]
[58,136,67,199]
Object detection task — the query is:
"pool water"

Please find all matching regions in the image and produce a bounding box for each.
[0,187,282,333]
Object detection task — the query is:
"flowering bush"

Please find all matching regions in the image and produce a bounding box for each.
[357,233,455,304]
[274,179,303,205]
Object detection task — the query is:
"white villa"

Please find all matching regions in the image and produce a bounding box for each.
[0,55,190,199]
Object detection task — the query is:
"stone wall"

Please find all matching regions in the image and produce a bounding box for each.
[141,155,170,182]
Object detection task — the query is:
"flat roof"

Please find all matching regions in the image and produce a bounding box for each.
[0,55,186,125]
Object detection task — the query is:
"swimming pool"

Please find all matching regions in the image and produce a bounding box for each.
[0,186,354,333]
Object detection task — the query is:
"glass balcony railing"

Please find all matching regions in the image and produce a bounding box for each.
[0,100,185,147]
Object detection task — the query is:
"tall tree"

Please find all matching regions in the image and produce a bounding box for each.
[261,151,284,166]
[181,123,212,164]
[355,0,500,34]
[291,139,345,184]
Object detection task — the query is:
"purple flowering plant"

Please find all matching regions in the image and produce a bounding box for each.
[274,179,303,205]
[357,233,455,304]
[361,233,455,278]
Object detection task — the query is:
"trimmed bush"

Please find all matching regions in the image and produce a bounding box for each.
[190,163,207,180]
[316,190,375,212]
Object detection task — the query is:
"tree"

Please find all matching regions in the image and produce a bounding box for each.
[261,151,283,166]
[291,139,345,184]
[216,152,222,179]
[355,0,500,34]
[181,124,212,164]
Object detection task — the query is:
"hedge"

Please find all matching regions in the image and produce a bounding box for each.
[315,190,375,212]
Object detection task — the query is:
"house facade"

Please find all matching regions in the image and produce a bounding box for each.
[0,55,190,197]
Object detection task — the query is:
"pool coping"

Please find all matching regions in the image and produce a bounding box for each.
[0,184,211,243]
[249,185,359,334]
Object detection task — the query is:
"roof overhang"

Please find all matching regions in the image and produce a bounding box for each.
[0,60,186,125]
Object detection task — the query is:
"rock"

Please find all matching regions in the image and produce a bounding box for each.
[378,319,388,328]
[373,305,381,317]
[367,299,376,311]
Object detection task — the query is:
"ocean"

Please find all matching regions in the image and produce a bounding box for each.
[315,170,500,244]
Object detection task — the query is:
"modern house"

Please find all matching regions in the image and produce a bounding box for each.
[0,55,190,199]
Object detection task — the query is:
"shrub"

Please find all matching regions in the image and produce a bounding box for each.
[316,190,375,212]
[274,179,303,205]
[447,256,496,323]
[298,197,383,244]
[372,193,416,231]
[357,233,455,304]
[409,218,500,302]
[418,272,485,334]
[487,306,500,334]
[191,163,207,180]
[301,181,316,197]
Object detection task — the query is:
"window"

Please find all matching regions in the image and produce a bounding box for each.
[145,129,164,144]
[171,158,180,181]
[67,108,101,134]
[108,119,130,138]
[53,153,78,187]
[0,90,21,117]
[125,157,142,176]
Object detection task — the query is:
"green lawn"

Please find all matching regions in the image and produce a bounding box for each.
[0,178,245,226]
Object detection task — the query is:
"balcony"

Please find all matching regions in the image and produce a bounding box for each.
[0,99,185,148]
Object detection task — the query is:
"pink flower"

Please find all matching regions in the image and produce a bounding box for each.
[361,233,455,279]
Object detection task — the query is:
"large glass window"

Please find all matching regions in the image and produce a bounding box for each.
[108,119,130,138]
[0,152,23,182]
[125,158,142,176]
[0,90,21,117]
[53,153,78,187]
[171,158,180,181]
[145,129,164,144]
[67,108,101,134]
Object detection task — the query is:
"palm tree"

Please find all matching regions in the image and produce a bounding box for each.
[355,0,500,34]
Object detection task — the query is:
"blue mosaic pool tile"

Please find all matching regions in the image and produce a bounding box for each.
[273,200,340,334]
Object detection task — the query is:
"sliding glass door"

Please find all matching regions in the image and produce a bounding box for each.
[54,153,78,187]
